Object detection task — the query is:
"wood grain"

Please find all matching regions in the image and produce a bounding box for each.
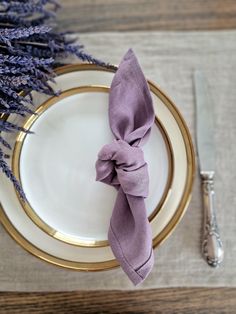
[0,288,235,313]
[57,0,236,32]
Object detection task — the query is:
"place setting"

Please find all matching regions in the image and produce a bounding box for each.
[1,2,236,313]
[0,49,195,284]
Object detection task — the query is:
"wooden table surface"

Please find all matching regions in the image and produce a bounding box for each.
[1,1,236,313]
[56,0,236,32]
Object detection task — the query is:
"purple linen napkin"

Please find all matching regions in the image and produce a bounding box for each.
[96,49,155,285]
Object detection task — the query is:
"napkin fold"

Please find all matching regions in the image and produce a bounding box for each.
[96,49,155,285]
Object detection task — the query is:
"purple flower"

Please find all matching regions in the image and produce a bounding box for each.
[0,0,109,200]
[0,148,26,200]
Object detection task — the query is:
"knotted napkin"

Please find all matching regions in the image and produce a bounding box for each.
[96,49,155,285]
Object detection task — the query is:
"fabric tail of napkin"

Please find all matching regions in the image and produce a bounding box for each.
[96,49,155,285]
[108,191,154,285]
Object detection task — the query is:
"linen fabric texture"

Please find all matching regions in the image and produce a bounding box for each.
[96,49,155,285]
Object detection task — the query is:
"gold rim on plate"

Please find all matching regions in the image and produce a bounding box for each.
[12,85,174,248]
[0,63,195,271]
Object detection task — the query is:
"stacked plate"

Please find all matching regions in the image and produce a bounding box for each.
[0,64,195,271]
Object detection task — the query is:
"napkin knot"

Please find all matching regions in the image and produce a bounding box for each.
[96,139,149,198]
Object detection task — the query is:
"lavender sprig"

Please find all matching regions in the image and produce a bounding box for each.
[0,54,54,68]
[0,119,33,134]
[0,25,52,45]
[0,0,59,17]
[0,148,26,200]
[0,0,108,200]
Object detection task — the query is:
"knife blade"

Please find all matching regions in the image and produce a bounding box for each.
[194,70,224,267]
[195,70,215,173]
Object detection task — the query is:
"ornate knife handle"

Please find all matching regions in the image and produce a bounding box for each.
[201,171,224,267]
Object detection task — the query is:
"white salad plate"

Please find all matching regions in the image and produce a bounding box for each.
[0,64,195,271]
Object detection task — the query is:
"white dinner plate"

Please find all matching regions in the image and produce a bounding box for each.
[12,86,172,247]
[0,64,195,271]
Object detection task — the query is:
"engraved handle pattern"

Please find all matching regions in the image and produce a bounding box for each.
[201,171,224,267]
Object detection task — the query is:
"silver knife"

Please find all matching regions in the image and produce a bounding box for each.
[194,70,224,267]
